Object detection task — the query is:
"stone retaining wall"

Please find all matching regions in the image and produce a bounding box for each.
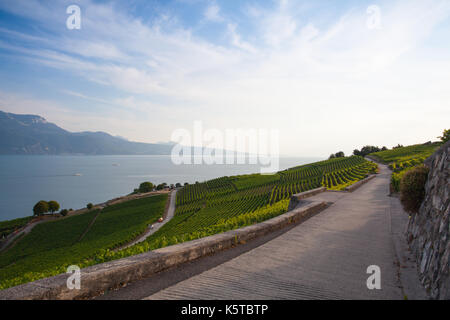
[288,187,326,211]
[406,140,449,299]
[344,174,376,192]
[287,174,376,212]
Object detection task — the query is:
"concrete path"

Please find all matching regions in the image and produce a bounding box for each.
[120,190,177,250]
[140,164,426,300]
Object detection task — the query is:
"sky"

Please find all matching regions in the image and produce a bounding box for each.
[0,0,449,157]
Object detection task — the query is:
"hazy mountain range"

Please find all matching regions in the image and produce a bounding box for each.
[0,110,176,155]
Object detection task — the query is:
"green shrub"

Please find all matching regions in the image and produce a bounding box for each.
[438,128,449,143]
[391,173,401,193]
[391,167,413,193]
[138,182,154,193]
[33,201,49,216]
[86,203,94,210]
[400,165,429,213]
[48,201,60,213]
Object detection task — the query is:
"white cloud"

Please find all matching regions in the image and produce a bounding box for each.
[227,23,256,53]
[0,0,450,156]
[204,3,223,22]
[262,10,297,46]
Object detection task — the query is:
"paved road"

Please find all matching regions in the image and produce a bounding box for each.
[140,164,425,300]
[120,190,177,250]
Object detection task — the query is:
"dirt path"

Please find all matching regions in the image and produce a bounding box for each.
[74,210,102,244]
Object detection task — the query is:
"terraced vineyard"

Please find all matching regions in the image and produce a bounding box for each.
[173,156,376,228]
[0,194,167,290]
[0,216,33,239]
[370,142,440,164]
[94,156,377,266]
[0,156,376,290]
[370,142,441,192]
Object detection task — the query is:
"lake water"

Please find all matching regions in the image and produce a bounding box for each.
[0,155,323,221]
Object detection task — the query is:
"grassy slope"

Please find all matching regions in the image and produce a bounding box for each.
[370,142,441,163]
[0,194,167,289]
[0,216,34,238]
[369,142,441,192]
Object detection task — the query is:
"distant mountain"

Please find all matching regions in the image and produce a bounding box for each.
[0,110,174,155]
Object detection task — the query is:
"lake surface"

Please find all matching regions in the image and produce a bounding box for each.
[0,155,322,221]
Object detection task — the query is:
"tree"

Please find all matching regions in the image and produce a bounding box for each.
[48,201,60,213]
[175,183,182,188]
[156,184,165,190]
[33,201,49,216]
[335,151,345,158]
[87,203,93,210]
[438,129,450,143]
[354,146,381,157]
[362,146,381,155]
[184,182,189,186]
[138,182,154,193]
[60,209,69,216]
[381,146,387,151]
[328,154,336,159]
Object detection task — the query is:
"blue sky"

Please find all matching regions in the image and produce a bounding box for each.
[0,0,449,157]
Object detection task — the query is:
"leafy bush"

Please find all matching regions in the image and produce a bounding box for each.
[48,201,60,213]
[86,203,93,210]
[353,146,381,157]
[156,183,167,190]
[329,151,344,159]
[391,168,412,193]
[33,201,49,216]
[438,128,450,143]
[138,182,154,193]
[400,165,429,213]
